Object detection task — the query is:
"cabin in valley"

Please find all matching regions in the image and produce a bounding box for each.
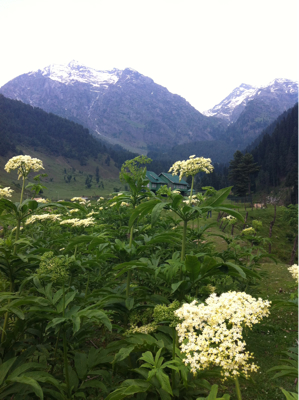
[158,172,188,194]
[145,171,167,192]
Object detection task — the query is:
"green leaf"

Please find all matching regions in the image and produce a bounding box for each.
[202,187,232,208]
[8,376,44,399]
[151,202,166,227]
[125,297,134,310]
[113,346,135,365]
[7,362,45,380]
[8,306,25,320]
[171,281,184,293]
[74,352,87,380]
[140,351,155,366]
[80,380,107,391]
[280,388,298,400]
[156,369,173,395]
[0,357,17,385]
[185,255,201,282]
[129,199,160,230]
[72,316,81,333]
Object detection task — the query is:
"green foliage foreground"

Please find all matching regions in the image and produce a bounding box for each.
[0,156,297,400]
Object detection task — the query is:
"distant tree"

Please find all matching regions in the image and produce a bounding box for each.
[229,151,259,196]
[240,153,259,195]
[95,166,100,183]
[85,175,92,188]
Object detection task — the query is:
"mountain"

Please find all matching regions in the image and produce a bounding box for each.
[0,61,227,153]
[250,103,298,203]
[203,79,298,124]
[0,94,137,168]
[0,94,140,199]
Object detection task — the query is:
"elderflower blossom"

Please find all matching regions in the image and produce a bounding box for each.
[87,210,99,217]
[242,227,256,236]
[125,322,158,335]
[120,202,130,207]
[288,264,298,283]
[97,197,105,202]
[26,214,62,225]
[60,217,95,227]
[175,292,271,379]
[172,190,181,194]
[169,155,214,181]
[110,202,117,207]
[71,197,86,203]
[69,209,79,214]
[0,187,14,198]
[4,155,44,180]
[37,198,48,203]
[12,226,23,232]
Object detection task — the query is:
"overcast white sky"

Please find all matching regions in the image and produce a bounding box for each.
[0,0,298,112]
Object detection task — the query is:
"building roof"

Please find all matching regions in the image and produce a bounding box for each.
[146,171,165,184]
[159,172,188,185]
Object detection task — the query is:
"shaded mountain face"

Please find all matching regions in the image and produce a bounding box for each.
[0,61,226,153]
[203,79,298,124]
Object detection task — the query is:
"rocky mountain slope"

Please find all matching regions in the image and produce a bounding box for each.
[203,78,298,124]
[0,61,226,153]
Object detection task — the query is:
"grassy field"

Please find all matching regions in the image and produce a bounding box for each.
[194,207,298,399]
[0,149,125,201]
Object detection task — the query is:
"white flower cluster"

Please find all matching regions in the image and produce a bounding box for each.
[37,198,48,203]
[110,202,117,207]
[288,264,298,283]
[60,217,95,227]
[175,292,271,379]
[242,227,256,235]
[71,197,85,202]
[120,202,130,207]
[125,322,157,335]
[69,209,79,214]
[97,197,105,202]
[0,187,14,198]
[87,210,99,217]
[222,215,237,224]
[4,155,44,179]
[169,155,214,180]
[26,214,62,225]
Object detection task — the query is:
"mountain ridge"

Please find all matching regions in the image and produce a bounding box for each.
[0,62,227,153]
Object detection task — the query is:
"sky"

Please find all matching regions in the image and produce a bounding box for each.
[0,0,298,112]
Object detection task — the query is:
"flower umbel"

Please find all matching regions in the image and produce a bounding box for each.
[288,264,298,283]
[169,156,214,181]
[0,187,14,198]
[4,155,44,180]
[175,292,271,379]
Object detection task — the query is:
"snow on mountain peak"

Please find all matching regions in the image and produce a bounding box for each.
[203,78,298,122]
[30,61,122,88]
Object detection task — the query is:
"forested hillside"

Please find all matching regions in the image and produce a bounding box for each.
[0,94,136,168]
[252,103,298,202]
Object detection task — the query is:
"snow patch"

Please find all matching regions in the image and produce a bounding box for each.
[37,61,122,88]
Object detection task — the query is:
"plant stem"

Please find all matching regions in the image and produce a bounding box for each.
[1,280,14,343]
[85,273,90,297]
[180,220,187,279]
[188,176,194,205]
[62,284,70,398]
[234,377,242,400]
[13,177,26,256]
[172,329,177,390]
[126,225,134,298]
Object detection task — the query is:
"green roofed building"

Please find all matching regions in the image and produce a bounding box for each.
[146,171,166,192]
[159,172,188,194]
